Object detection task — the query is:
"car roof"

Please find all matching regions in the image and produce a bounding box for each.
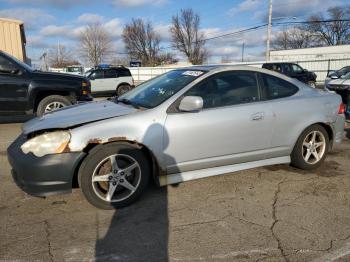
[177,64,306,86]
[179,64,272,74]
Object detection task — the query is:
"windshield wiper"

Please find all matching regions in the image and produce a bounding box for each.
[117,98,142,109]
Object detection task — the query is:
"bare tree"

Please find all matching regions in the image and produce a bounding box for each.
[272,27,314,50]
[122,19,161,66]
[157,52,178,65]
[170,8,207,65]
[79,22,113,66]
[48,44,76,68]
[303,6,350,46]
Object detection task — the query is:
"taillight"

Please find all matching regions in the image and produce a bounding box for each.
[338,103,346,114]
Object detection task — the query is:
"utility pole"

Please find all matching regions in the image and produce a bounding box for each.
[266,0,273,61]
[241,42,245,62]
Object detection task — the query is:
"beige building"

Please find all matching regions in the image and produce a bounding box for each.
[0,17,27,62]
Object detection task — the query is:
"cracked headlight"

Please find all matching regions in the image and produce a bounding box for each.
[21,131,71,157]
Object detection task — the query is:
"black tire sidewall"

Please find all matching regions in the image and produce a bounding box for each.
[117,84,131,96]
[36,95,71,116]
[78,143,150,209]
[291,124,330,170]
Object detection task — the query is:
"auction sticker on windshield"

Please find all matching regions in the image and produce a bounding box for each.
[182,71,204,77]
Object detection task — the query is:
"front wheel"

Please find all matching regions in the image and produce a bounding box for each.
[78,143,150,209]
[36,95,72,116]
[291,125,329,170]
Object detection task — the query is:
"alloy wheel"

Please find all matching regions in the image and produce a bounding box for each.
[302,131,326,164]
[44,101,65,113]
[92,154,141,202]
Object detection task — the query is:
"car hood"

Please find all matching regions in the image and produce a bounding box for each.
[32,70,86,81]
[22,100,138,134]
[328,78,350,85]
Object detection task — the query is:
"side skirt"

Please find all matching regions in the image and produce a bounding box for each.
[158,156,291,186]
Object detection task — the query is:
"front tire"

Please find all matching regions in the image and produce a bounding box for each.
[36,95,72,116]
[291,124,329,170]
[78,143,150,209]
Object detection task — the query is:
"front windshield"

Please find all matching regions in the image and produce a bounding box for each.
[342,72,350,79]
[118,69,206,108]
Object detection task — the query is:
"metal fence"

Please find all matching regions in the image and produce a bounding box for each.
[129,58,350,85]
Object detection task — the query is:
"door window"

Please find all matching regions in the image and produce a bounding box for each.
[104,69,117,78]
[90,70,104,79]
[261,73,299,100]
[185,71,260,109]
[0,56,17,73]
[291,64,303,73]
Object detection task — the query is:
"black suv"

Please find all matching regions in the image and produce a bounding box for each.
[0,51,92,117]
[262,62,317,88]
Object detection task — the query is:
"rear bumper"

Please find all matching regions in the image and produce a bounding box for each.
[7,135,86,197]
[331,115,346,151]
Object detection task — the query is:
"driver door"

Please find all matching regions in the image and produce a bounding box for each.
[0,55,29,114]
[163,71,274,174]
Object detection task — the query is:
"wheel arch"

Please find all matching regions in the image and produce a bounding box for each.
[292,122,334,151]
[117,82,131,88]
[34,91,75,112]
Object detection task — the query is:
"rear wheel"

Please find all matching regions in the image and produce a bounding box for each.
[78,143,150,209]
[36,95,72,116]
[291,124,329,170]
[116,84,131,96]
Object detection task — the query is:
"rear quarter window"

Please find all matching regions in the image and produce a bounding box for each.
[261,73,299,100]
[118,69,132,77]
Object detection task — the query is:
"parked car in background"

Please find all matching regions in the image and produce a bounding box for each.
[262,62,317,88]
[7,66,345,209]
[86,65,134,97]
[325,66,350,86]
[65,65,84,75]
[0,50,92,117]
[326,72,350,120]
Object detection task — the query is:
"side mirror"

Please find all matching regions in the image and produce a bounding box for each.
[179,96,203,112]
[89,75,95,80]
[331,75,339,79]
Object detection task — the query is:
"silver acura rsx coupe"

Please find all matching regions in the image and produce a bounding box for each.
[8,66,346,209]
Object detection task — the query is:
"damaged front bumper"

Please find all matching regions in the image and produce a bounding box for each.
[7,134,86,197]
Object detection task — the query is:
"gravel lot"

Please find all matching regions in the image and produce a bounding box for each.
[1,122,350,262]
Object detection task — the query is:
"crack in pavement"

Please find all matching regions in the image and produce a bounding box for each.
[44,220,54,262]
[270,179,289,262]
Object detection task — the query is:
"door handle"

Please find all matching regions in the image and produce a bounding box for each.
[251,112,264,121]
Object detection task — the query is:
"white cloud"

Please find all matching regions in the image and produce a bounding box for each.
[112,0,167,7]
[0,8,54,30]
[154,24,172,41]
[26,35,50,49]
[104,18,124,38]
[40,25,72,37]
[77,13,104,24]
[228,0,261,16]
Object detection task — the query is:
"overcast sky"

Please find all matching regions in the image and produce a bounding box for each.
[0,0,348,65]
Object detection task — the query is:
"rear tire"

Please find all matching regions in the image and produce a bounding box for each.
[116,84,131,96]
[291,124,329,170]
[78,143,150,209]
[36,95,71,116]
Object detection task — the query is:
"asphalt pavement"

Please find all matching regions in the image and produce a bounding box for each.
[1,122,350,262]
